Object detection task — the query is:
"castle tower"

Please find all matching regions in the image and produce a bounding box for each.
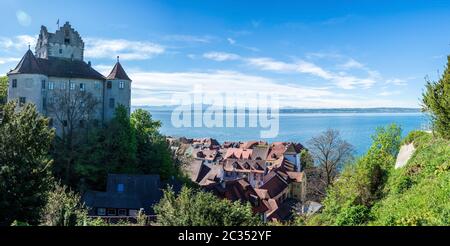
[7,48,48,113]
[104,56,132,121]
[35,22,84,61]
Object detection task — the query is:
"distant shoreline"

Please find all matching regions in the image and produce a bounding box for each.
[133,105,422,114]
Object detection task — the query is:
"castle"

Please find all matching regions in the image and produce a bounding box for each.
[6,22,131,134]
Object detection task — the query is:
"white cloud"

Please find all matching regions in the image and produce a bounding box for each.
[92,64,113,75]
[203,52,241,61]
[84,38,164,60]
[163,35,215,43]
[378,90,402,96]
[127,69,402,107]
[227,38,236,45]
[386,78,409,86]
[16,10,31,27]
[246,57,377,89]
[0,57,20,64]
[338,58,365,70]
[0,35,36,50]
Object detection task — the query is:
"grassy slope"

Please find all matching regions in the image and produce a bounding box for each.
[370,131,450,225]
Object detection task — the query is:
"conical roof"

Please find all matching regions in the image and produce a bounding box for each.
[9,49,44,75]
[106,61,131,81]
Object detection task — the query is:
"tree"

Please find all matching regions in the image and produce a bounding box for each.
[422,55,450,139]
[308,129,354,187]
[47,89,100,184]
[0,101,55,225]
[0,76,7,106]
[307,124,402,226]
[104,105,137,173]
[131,109,176,179]
[41,183,88,226]
[154,186,261,226]
[300,149,314,170]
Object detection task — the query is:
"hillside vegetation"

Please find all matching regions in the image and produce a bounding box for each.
[370,131,450,225]
[306,128,450,226]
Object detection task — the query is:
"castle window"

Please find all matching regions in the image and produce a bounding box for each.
[59,49,62,54]
[97,208,106,216]
[41,80,46,89]
[12,79,17,88]
[107,209,116,216]
[117,184,124,192]
[107,81,112,89]
[48,82,54,90]
[19,97,26,106]
[94,82,100,89]
[79,83,85,91]
[118,209,127,216]
[64,38,70,45]
[109,98,115,108]
[60,82,66,90]
[119,81,124,89]
[42,97,47,110]
[69,82,75,90]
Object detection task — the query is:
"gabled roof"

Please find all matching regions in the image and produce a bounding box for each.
[8,51,105,80]
[106,61,131,81]
[38,57,105,80]
[9,50,44,75]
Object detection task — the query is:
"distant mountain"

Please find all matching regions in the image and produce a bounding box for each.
[133,105,421,114]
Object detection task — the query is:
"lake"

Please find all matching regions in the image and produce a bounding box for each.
[147,110,428,155]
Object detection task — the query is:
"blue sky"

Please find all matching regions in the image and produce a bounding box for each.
[1,0,449,108]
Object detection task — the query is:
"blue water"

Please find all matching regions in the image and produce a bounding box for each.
[149,111,428,155]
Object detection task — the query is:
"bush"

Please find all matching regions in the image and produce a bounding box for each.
[41,183,88,226]
[335,205,371,226]
[154,186,261,226]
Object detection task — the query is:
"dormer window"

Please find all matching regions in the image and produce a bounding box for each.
[117,184,124,192]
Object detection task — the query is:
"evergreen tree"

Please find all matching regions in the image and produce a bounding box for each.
[104,105,137,173]
[131,109,176,179]
[0,76,7,106]
[422,55,450,139]
[154,186,261,226]
[0,101,55,225]
[41,183,88,226]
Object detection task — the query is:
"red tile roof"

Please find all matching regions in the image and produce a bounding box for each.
[106,61,131,81]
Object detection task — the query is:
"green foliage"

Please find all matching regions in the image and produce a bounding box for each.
[422,55,450,139]
[131,109,176,179]
[154,186,261,226]
[0,76,7,106]
[104,105,137,173]
[70,107,178,191]
[335,205,371,226]
[0,101,55,225]
[309,127,450,226]
[41,183,88,226]
[10,220,31,226]
[370,131,450,225]
[300,149,314,170]
[307,124,402,225]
